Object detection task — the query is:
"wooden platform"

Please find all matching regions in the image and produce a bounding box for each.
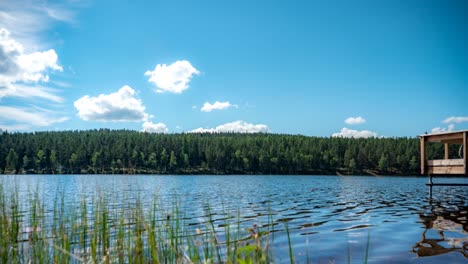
[420,130,467,176]
[427,159,464,174]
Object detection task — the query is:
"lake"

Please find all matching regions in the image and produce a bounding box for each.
[1,175,467,263]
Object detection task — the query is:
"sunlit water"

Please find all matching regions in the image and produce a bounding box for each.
[2,175,467,263]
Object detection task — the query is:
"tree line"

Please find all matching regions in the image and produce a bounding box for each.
[0,129,447,175]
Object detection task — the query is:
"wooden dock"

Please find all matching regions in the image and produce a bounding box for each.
[419,130,468,187]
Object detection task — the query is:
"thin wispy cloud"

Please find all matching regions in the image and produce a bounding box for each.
[0,105,68,130]
[0,0,80,131]
[0,0,78,48]
[145,60,200,94]
[201,101,238,112]
[10,84,64,103]
[345,116,366,125]
[190,120,268,133]
[74,85,150,122]
[0,123,31,131]
[443,116,468,124]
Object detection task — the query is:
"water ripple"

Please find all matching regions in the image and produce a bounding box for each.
[1,174,467,263]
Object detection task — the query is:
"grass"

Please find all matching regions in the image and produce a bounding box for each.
[0,182,283,263]
[0,180,372,263]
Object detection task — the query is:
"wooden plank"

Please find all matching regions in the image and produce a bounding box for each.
[464,131,467,174]
[420,137,426,175]
[444,143,449,159]
[428,166,465,175]
[441,139,463,144]
[428,159,464,166]
[420,129,468,137]
[425,132,463,143]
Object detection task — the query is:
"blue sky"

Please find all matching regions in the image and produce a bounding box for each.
[0,0,467,137]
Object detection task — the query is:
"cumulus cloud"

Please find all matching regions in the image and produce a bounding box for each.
[142,121,168,133]
[0,105,68,130]
[145,60,199,94]
[443,116,468,124]
[332,127,378,138]
[74,85,150,122]
[0,28,62,100]
[345,116,366,125]
[201,101,238,112]
[431,124,455,134]
[190,120,269,133]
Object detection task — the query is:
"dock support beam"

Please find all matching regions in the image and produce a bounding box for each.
[444,143,449,160]
[420,137,426,175]
[464,131,467,174]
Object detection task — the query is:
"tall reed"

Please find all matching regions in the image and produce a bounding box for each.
[0,182,282,263]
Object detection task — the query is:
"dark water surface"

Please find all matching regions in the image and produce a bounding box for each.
[2,175,467,263]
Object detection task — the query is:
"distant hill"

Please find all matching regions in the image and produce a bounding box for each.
[0,130,444,175]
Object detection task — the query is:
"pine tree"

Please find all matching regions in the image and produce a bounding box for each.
[378,154,389,172]
[169,151,178,170]
[5,148,18,173]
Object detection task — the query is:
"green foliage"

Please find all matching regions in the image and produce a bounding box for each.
[0,130,423,175]
[22,155,32,172]
[35,149,46,171]
[348,158,357,175]
[169,150,177,169]
[49,150,58,174]
[0,184,278,263]
[5,149,18,173]
[378,154,388,172]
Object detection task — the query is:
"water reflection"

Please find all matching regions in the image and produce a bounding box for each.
[413,197,468,258]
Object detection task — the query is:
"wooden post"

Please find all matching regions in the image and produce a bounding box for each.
[420,137,426,175]
[444,143,449,160]
[464,131,467,174]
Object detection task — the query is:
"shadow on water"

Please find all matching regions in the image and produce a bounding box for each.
[412,190,468,258]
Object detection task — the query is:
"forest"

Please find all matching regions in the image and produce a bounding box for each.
[0,129,447,175]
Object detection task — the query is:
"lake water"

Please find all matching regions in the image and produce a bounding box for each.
[2,175,467,263]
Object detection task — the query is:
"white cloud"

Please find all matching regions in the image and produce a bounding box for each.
[332,127,378,138]
[0,105,68,129]
[443,116,468,124]
[344,116,366,125]
[74,85,150,122]
[190,120,269,133]
[431,124,455,134]
[201,101,238,112]
[142,121,168,133]
[0,1,79,131]
[0,28,63,101]
[17,49,63,79]
[145,60,199,94]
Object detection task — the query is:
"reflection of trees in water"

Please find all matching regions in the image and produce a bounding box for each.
[412,200,468,258]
